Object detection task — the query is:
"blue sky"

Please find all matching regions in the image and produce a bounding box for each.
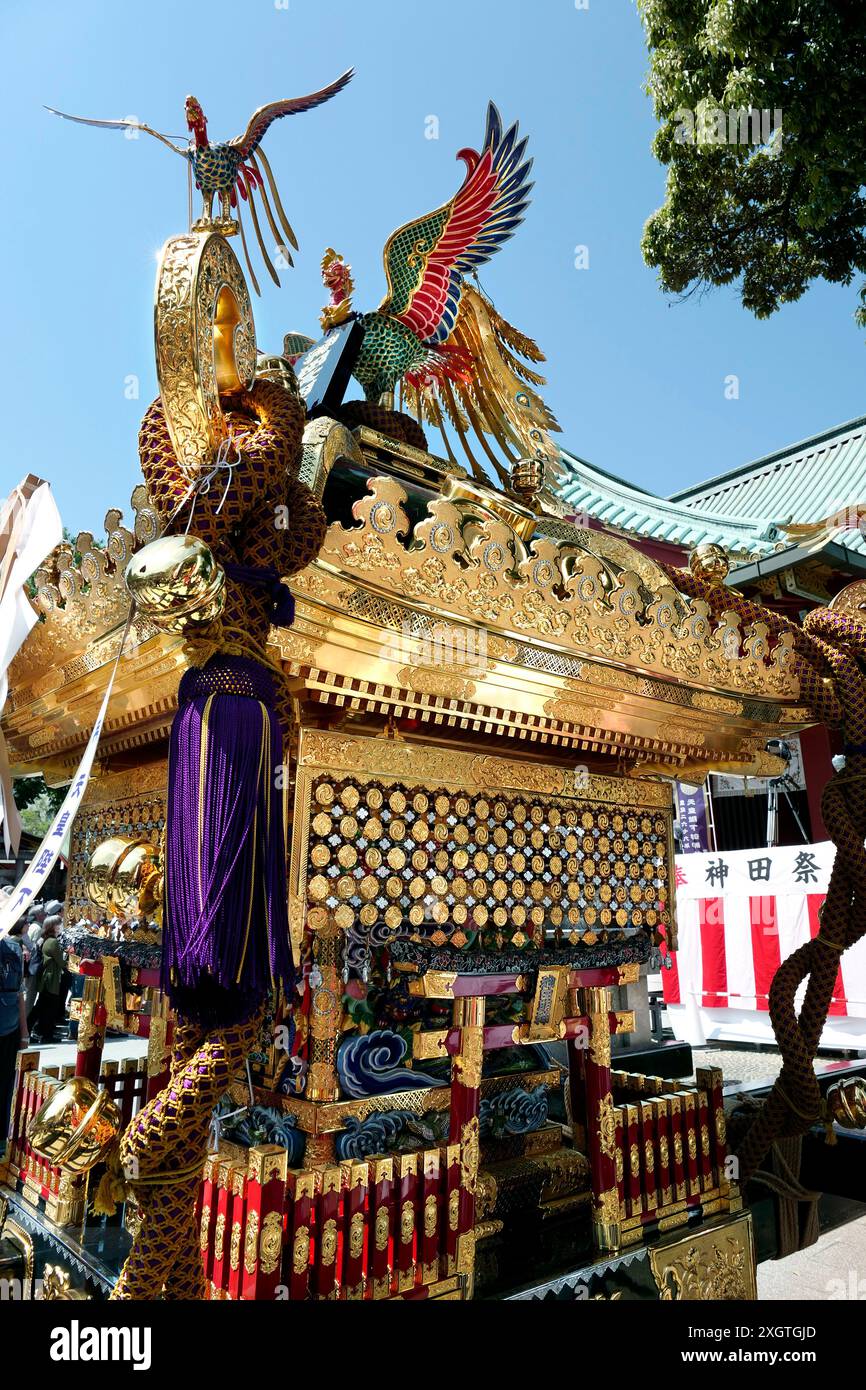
[2,0,864,536]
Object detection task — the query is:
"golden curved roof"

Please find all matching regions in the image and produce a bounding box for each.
[4,420,813,788]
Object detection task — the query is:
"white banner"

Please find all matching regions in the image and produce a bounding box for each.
[664,840,866,1049]
[0,478,63,852]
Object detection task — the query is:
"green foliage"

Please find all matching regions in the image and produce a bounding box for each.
[638,0,866,328]
[14,777,65,836]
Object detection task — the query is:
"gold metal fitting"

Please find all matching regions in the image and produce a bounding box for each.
[29,1077,122,1176]
[688,542,730,583]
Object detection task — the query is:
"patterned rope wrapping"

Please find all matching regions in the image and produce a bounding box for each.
[336,399,429,451]
[140,379,326,649]
[107,368,328,1298]
[111,1011,263,1301]
[665,567,865,1181]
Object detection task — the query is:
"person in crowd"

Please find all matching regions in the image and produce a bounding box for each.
[0,920,28,1160]
[27,921,65,1044]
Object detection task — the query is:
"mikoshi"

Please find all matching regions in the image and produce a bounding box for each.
[3,76,866,1305]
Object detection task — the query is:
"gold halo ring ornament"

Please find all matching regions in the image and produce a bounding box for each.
[124,533,226,632]
[154,231,257,477]
[29,1077,122,1176]
[829,579,866,629]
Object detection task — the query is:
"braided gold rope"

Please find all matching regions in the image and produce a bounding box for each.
[111,1011,263,1301]
[116,371,326,1299]
[665,566,866,1181]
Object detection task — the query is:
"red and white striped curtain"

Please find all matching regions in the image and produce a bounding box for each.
[663,841,866,1048]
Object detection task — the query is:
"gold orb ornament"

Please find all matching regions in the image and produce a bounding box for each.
[29,1077,122,1176]
[85,835,162,921]
[124,533,226,632]
[689,543,730,583]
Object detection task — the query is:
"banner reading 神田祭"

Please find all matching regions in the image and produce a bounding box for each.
[663,840,866,1049]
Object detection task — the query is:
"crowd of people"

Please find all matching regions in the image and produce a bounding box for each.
[0,897,68,1160]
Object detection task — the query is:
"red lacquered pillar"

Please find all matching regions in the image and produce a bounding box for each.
[394,1151,419,1295]
[199,1153,220,1291]
[420,1148,441,1286]
[286,1169,316,1301]
[340,1159,369,1301]
[369,1157,394,1300]
[312,1164,342,1301]
[75,965,107,1081]
[449,994,485,1297]
[575,984,620,1252]
[241,1146,288,1302]
[696,1065,729,1192]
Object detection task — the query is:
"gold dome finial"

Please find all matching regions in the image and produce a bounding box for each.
[689,542,730,583]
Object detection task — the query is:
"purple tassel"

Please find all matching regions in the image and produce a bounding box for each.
[161,656,293,1027]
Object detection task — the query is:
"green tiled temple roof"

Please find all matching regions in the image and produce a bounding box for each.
[558,414,866,563]
[558,449,783,559]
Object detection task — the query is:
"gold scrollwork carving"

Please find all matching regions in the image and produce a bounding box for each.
[597,1095,617,1160]
[459,1115,481,1195]
[449,1189,460,1232]
[349,1209,364,1260]
[292,1223,310,1276]
[424,1194,438,1238]
[315,474,801,702]
[259,1211,283,1276]
[649,1218,757,1301]
[453,1026,484,1091]
[375,1206,390,1252]
[214,1211,226,1262]
[199,1202,211,1253]
[229,1220,242,1272]
[243,1208,260,1274]
[400,1200,415,1244]
[321,1217,338,1266]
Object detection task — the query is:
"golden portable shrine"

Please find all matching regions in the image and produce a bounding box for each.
[2,77,866,1305]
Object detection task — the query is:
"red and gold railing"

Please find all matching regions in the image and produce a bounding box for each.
[609,1065,736,1243]
[201,1141,469,1301]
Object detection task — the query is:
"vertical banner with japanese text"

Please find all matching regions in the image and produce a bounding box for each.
[674,782,711,854]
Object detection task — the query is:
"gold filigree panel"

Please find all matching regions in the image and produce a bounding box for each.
[315,475,800,700]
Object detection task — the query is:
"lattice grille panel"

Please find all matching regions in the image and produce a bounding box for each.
[296,742,671,956]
